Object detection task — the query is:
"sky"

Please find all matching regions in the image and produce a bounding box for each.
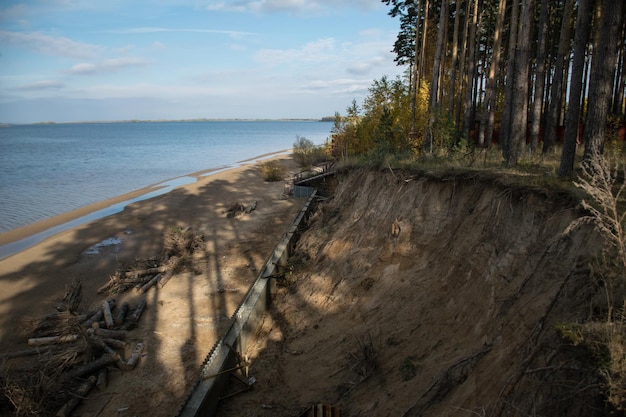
[0,0,407,124]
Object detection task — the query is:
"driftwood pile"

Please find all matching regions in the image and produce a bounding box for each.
[1,226,206,416]
[98,226,205,296]
[1,296,148,416]
[97,258,179,296]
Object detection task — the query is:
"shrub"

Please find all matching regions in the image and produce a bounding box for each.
[258,160,286,182]
[293,135,327,167]
[569,153,626,410]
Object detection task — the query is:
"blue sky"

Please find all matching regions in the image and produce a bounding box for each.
[0,0,406,123]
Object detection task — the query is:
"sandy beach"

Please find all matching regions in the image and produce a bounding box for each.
[0,152,305,416]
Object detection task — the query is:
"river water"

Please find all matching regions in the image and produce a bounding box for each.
[0,120,333,234]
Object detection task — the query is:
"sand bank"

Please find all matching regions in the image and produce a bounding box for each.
[0,151,305,415]
[0,150,291,260]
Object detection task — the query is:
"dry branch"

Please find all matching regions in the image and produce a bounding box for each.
[63,353,119,380]
[114,302,129,325]
[129,299,146,323]
[90,337,117,356]
[401,344,492,417]
[124,266,167,278]
[56,375,97,417]
[123,342,144,371]
[138,273,161,294]
[102,338,126,349]
[27,334,79,346]
[101,300,114,329]
[0,346,61,359]
[90,327,126,340]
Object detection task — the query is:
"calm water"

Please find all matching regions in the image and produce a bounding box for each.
[0,121,333,234]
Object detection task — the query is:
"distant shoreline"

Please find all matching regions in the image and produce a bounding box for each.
[1,118,335,127]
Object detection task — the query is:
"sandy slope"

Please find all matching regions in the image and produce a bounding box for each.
[216,169,608,417]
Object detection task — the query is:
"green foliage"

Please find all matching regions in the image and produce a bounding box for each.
[257,160,286,182]
[331,75,415,160]
[292,135,328,168]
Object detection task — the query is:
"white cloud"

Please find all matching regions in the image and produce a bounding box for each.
[108,27,255,39]
[70,56,150,75]
[255,38,335,64]
[205,0,378,13]
[70,63,98,74]
[302,78,371,95]
[15,80,64,90]
[0,30,99,59]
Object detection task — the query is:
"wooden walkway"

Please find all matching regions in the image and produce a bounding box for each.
[293,162,336,185]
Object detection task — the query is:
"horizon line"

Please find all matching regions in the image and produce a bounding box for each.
[0,117,336,126]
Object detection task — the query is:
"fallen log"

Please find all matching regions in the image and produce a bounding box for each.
[90,337,127,368]
[28,334,79,346]
[123,342,144,370]
[129,299,147,323]
[75,305,102,322]
[120,278,148,284]
[91,327,126,340]
[56,375,97,417]
[102,300,114,329]
[158,256,181,288]
[138,273,161,294]
[82,310,103,328]
[82,299,115,328]
[157,271,175,289]
[124,266,166,278]
[64,353,119,380]
[90,337,116,356]
[103,338,127,349]
[114,302,129,325]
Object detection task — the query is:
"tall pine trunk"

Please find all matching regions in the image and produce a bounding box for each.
[558,0,593,177]
[411,0,423,134]
[543,0,575,153]
[529,0,549,153]
[500,0,520,158]
[479,0,507,148]
[613,25,625,116]
[448,0,462,116]
[463,0,480,143]
[583,0,625,161]
[430,0,449,112]
[455,0,472,130]
[418,0,430,92]
[507,0,534,166]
